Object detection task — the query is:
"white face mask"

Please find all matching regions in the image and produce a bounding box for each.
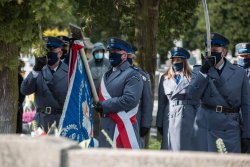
[94,52,104,60]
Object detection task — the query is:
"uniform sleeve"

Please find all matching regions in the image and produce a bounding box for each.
[187,66,209,100]
[20,72,38,95]
[156,75,168,128]
[241,71,250,138]
[102,71,143,113]
[140,73,153,128]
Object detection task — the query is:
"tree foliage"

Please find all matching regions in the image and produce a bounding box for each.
[77,0,135,44]
[158,0,199,58]
[0,0,76,69]
[77,0,198,58]
[0,0,76,133]
[183,0,250,51]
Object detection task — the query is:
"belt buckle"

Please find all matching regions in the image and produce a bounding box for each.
[45,107,52,114]
[216,105,223,113]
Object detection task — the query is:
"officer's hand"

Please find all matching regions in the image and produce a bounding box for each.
[241,138,250,153]
[33,56,46,71]
[140,127,150,137]
[200,57,215,74]
[157,127,163,136]
[93,101,103,113]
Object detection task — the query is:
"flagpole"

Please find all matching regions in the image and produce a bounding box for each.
[69,23,99,103]
[79,48,99,102]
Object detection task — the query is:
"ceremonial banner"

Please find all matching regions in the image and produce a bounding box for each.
[59,41,93,145]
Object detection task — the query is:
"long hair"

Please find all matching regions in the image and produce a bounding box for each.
[164,58,192,80]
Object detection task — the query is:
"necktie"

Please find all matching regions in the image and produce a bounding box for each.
[176,74,181,84]
[216,68,222,75]
[51,70,55,75]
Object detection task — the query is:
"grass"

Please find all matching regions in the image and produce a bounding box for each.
[148,137,161,150]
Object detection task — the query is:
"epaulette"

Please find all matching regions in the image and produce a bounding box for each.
[131,75,140,81]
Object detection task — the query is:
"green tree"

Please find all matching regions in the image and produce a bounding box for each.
[77,0,135,43]
[135,0,199,90]
[183,0,250,51]
[0,0,76,133]
[77,0,198,88]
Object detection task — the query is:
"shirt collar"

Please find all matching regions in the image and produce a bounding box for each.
[53,65,59,71]
[217,61,225,70]
[50,61,61,71]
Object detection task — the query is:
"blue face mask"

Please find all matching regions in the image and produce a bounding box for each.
[211,52,223,65]
[172,62,183,72]
[94,53,104,60]
[238,58,250,69]
[109,52,123,67]
[47,51,59,66]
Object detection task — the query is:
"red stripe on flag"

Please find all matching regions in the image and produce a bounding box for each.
[68,42,84,82]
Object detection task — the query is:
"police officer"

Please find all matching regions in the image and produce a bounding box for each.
[88,42,110,138]
[156,47,199,151]
[236,43,250,78]
[127,46,153,148]
[57,35,71,66]
[94,37,143,148]
[189,33,250,153]
[21,36,68,132]
[235,42,250,153]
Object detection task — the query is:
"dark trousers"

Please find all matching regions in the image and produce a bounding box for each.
[16,104,23,133]
[34,112,61,133]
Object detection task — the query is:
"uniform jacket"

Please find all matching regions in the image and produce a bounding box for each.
[136,67,153,148]
[189,59,250,153]
[88,58,110,92]
[246,67,250,80]
[157,73,198,150]
[21,62,68,110]
[136,67,153,129]
[98,61,143,148]
[156,75,169,149]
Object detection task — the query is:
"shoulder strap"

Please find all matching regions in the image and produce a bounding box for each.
[208,77,233,107]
